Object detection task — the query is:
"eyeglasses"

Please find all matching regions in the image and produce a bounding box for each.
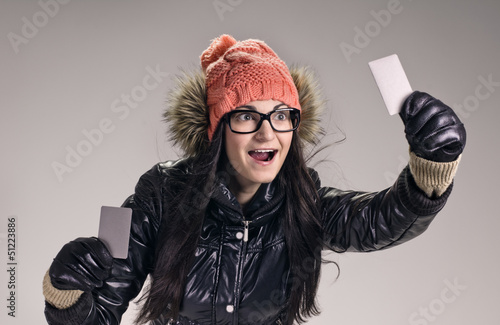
[224,108,300,134]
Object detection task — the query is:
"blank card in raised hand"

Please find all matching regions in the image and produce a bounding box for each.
[369,54,413,115]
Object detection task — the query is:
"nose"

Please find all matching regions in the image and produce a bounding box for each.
[254,120,275,141]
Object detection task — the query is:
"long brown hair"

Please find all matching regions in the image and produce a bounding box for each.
[136,122,324,324]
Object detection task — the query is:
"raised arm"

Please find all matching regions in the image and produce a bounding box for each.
[319,162,451,253]
[320,91,465,253]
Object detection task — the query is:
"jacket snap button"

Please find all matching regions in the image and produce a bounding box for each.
[236,232,243,240]
[226,305,234,313]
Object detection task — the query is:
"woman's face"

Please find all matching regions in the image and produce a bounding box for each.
[224,99,294,191]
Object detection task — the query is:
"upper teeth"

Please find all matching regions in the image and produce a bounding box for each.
[254,150,273,152]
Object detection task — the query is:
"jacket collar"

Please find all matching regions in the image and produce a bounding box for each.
[210,178,285,227]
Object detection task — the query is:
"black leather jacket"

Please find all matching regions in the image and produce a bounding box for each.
[45,158,451,325]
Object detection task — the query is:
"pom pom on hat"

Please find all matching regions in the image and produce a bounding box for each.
[201,35,237,72]
[200,34,301,140]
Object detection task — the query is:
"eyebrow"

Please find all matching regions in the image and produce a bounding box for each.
[235,103,289,110]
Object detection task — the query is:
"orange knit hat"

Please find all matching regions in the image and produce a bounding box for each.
[200,34,301,140]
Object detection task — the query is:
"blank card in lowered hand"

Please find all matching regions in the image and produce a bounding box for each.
[98,206,132,259]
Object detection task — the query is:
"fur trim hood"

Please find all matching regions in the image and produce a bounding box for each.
[164,66,325,157]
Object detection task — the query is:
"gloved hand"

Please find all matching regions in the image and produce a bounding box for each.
[49,237,113,292]
[400,91,466,162]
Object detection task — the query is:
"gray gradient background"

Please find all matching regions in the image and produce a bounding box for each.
[1,0,499,324]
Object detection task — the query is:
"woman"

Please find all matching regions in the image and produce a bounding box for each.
[43,35,466,325]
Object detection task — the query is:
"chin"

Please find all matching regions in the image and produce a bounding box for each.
[250,170,279,184]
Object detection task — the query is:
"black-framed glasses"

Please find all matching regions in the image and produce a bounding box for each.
[224,108,300,134]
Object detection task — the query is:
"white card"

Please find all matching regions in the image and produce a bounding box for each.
[368,54,413,115]
[98,206,132,259]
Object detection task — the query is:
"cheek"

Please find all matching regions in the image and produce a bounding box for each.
[280,134,293,155]
[224,126,237,155]
[224,129,249,166]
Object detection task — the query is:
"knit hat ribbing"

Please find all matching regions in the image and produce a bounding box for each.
[200,35,301,140]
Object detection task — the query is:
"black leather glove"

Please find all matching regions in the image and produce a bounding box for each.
[49,237,113,292]
[400,91,466,162]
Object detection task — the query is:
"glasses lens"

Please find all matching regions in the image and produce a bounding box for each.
[270,109,296,131]
[229,111,261,133]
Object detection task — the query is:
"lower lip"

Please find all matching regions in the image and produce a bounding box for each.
[249,151,277,166]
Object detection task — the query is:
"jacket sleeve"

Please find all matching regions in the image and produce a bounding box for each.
[317,165,452,253]
[44,164,166,325]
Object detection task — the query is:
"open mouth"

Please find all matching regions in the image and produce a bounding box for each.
[248,149,277,162]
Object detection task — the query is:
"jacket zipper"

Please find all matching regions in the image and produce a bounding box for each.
[232,219,251,324]
[242,220,251,242]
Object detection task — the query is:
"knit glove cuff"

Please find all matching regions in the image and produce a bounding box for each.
[409,150,461,198]
[43,270,83,309]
